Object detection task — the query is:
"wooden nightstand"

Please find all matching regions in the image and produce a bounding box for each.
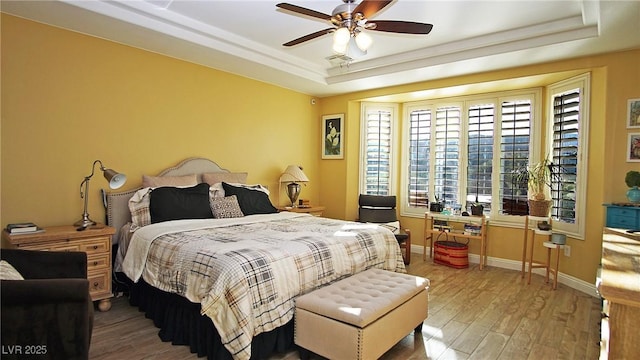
[277,206,325,217]
[2,225,115,311]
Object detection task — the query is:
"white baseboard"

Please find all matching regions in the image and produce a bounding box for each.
[411,244,598,297]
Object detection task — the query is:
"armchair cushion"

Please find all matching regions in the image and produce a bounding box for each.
[1,249,93,360]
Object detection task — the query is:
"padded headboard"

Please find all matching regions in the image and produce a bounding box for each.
[104,157,230,241]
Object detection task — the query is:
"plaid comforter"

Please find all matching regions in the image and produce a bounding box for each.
[122,212,405,360]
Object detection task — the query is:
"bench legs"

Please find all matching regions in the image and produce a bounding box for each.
[415,322,423,332]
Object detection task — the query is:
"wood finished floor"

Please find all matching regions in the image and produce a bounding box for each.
[90,255,602,359]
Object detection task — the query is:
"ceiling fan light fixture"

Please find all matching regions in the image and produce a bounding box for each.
[347,37,367,58]
[333,41,348,54]
[333,27,351,46]
[355,30,372,51]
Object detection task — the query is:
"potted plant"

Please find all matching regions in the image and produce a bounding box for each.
[625,170,640,203]
[514,157,561,217]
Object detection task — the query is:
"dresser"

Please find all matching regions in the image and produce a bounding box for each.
[604,204,640,229]
[598,228,640,359]
[2,225,115,311]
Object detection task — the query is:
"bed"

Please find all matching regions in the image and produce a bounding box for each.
[106,158,406,360]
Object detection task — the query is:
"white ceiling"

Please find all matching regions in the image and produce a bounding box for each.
[2,0,640,97]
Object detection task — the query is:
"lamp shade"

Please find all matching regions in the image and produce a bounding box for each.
[103,169,126,189]
[355,31,372,51]
[280,165,309,183]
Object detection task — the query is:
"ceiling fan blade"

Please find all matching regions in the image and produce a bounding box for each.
[276,3,331,21]
[353,0,393,19]
[283,28,335,46]
[370,20,433,35]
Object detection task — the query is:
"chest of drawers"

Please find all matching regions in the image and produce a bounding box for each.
[2,225,115,311]
[605,205,640,229]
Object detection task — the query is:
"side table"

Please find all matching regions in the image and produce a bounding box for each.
[277,205,325,217]
[543,241,563,290]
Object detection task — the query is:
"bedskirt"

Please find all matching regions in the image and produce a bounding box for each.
[127,277,295,360]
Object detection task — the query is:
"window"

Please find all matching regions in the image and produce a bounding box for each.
[359,103,398,196]
[407,109,431,207]
[363,76,588,236]
[547,74,590,238]
[400,92,539,219]
[499,100,533,216]
[467,103,495,211]
[434,106,461,207]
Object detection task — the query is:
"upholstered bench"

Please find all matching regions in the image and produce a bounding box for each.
[294,268,429,360]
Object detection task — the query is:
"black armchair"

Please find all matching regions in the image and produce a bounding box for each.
[1,249,93,360]
[358,195,411,264]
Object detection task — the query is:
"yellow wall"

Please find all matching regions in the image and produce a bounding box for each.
[319,49,640,284]
[1,14,321,227]
[2,14,639,285]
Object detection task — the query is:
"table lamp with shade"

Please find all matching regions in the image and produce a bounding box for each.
[74,160,126,228]
[279,165,309,207]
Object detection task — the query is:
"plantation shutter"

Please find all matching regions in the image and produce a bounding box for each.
[364,109,392,195]
[467,104,494,212]
[408,109,431,207]
[551,89,580,223]
[434,106,461,206]
[500,100,532,215]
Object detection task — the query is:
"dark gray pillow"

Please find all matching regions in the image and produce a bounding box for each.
[221,182,277,215]
[150,183,213,223]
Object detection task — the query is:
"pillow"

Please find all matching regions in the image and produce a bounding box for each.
[210,182,269,198]
[210,195,245,219]
[0,260,24,280]
[142,174,198,188]
[150,183,213,223]
[202,172,248,186]
[128,187,153,231]
[222,182,277,215]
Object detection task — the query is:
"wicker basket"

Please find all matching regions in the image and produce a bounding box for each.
[434,240,469,269]
[528,199,551,217]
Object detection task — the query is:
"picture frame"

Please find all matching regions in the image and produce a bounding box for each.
[627,98,640,128]
[322,114,344,159]
[627,133,640,162]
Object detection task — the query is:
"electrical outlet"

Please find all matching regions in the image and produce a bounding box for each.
[564,245,571,257]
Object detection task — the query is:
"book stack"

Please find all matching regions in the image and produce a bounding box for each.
[464,223,482,236]
[5,222,44,234]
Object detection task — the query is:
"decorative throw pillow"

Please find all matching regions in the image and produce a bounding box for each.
[128,187,153,231]
[210,195,245,219]
[142,174,198,188]
[221,182,277,215]
[150,183,213,223]
[0,260,24,280]
[202,172,248,186]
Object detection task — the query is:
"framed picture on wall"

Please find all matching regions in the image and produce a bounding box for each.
[322,114,344,159]
[627,133,640,162]
[627,98,640,128]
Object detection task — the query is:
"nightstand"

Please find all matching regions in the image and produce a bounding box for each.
[2,224,115,311]
[277,206,325,217]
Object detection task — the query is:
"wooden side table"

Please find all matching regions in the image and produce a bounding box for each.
[277,206,325,217]
[423,213,488,270]
[543,241,563,290]
[2,224,115,311]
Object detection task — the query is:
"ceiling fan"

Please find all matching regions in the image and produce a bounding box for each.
[276,0,433,55]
